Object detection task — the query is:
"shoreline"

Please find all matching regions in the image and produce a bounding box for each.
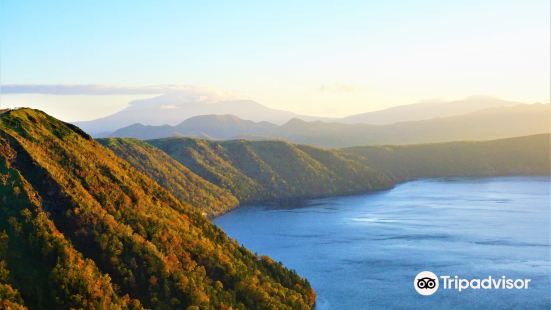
[211,174,551,219]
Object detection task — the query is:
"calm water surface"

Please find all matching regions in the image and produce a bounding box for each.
[214,177,550,309]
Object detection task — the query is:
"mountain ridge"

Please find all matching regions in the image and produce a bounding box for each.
[109,104,551,147]
[75,95,330,134]
[139,133,549,210]
[340,95,524,124]
[76,95,533,135]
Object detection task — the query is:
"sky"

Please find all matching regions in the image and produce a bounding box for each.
[1,0,550,121]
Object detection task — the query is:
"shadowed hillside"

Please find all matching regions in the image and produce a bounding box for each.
[0,109,315,309]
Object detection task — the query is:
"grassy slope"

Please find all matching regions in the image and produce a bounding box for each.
[0,109,315,309]
[99,138,238,216]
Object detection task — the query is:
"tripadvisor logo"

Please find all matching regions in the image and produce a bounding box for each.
[414,271,439,296]
[414,271,531,296]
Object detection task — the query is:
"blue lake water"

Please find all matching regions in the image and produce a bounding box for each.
[214,177,551,309]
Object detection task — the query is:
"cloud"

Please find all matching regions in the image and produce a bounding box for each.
[1,84,240,106]
[1,84,232,97]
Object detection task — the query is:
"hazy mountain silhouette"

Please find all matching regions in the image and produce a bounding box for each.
[341,95,523,124]
[111,114,277,139]
[110,104,551,147]
[75,93,326,134]
[76,94,529,135]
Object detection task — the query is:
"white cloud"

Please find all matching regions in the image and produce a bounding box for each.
[1,84,236,99]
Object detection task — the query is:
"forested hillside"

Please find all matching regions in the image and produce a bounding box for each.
[146,134,549,207]
[96,133,550,220]
[98,138,238,216]
[0,109,315,309]
[343,134,550,181]
[148,138,394,204]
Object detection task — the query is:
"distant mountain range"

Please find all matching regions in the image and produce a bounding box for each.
[340,95,523,124]
[75,93,327,134]
[110,114,278,140]
[109,103,551,147]
[75,95,533,135]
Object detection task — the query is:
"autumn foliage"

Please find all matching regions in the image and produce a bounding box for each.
[0,109,315,309]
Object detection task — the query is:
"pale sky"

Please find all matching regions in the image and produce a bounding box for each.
[1,0,549,121]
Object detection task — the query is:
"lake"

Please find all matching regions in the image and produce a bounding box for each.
[214,177,551,309]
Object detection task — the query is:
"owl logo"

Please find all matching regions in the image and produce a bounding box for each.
[416,277,436,289]
[414,271,439,295]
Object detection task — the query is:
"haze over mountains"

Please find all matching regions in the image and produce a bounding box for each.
[75,93,323,134]
[75,94,539,137]
[340,95,523,124]
[110,103,551,147]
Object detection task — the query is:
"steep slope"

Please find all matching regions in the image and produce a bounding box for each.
[148,138,394,203]
[108,104,550,147]
[99,138,238,216]
[0,123,137,309]
[148,138,266,202]
[344,134,550,181]
[0,109,315,309]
